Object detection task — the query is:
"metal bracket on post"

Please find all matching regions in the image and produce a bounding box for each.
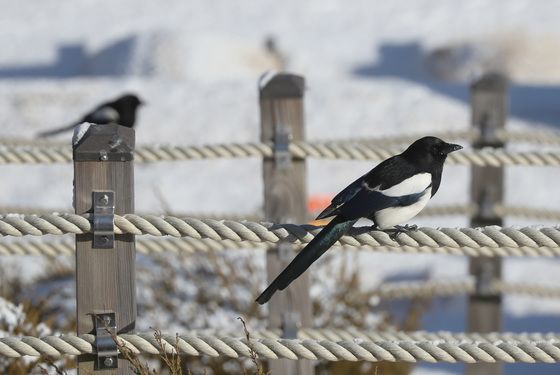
[474,261,497,297]
[478,186,498,220]
[281,311,300,339]
[274,123,292,169]
[476,113,503,149]
[92,191,115,249]
[93,311,118,370]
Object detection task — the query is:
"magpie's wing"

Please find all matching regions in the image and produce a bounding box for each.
[337,187,425,219]
[338,156,431,219]
[316,154,428,220]
[315,175,365,220]
[83,106,120,125]
[316,155,404,220]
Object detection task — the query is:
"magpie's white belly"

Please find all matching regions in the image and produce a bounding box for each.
[374,187,432,229]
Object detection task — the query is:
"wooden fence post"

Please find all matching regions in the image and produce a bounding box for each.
[259,72,313,375]
[467,73,507,375]
[73,124,136,375]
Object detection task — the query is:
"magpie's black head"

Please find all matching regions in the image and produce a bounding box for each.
[106,93,144,128]
[113,94,144,109]
[402,136,462,167]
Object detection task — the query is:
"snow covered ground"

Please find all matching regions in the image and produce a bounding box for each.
[2,1,560,374]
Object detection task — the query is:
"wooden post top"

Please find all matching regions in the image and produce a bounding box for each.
[73,124,135,162]
[471,72,508,92]
[259,72,305,99]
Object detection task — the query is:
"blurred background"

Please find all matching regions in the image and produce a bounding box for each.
[1,1,560,374]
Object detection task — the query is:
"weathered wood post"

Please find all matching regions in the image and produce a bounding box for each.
[73,124,136,375]
[259,72,313,375]
[467,73,507,375]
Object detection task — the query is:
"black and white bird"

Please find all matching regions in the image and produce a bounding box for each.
[256,136,462,305]
[37,93,143,137]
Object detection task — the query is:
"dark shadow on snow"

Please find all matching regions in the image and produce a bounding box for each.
[0,35,153,78]
[353,42,560,128]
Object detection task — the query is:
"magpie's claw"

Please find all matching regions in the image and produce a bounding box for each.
[384,224,418,240]
[399,224,418,231]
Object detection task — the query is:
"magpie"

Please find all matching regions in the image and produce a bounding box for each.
[37,93,143,137]
[256,136,462,304]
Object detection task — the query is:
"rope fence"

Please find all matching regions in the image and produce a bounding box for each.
[2,230,558,298]
[4,332,560,363]
[2,214,560,256]
[5,235,560,258]
[373,279,560,300]
[349,129,560,146]
[6,128,560,150]
[0,237,264,256]
[3,84,560,371]
[2,203,560,225]
[190,328,560,343]
[3,141,560,166]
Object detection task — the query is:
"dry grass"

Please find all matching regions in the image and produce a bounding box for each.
[237,317,268,375]
[1,247,431,374]
[0,260,76,375]
[116,329,192,375]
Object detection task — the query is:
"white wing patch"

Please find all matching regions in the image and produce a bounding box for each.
[92,107,119,124]
[366,173,431,197]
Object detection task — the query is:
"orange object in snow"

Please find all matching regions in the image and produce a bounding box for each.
[307,193,334,225]
[308,193,333,214]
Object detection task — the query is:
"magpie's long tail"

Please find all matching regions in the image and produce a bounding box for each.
[36,122,79,138]
[255,215,357,305]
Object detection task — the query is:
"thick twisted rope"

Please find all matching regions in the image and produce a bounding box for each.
[494,129,560,145]
[7,129,560,150]
[0,238,267,256]
[495,206,560,221]
[0,205,471,223]
[353,129,560,146]
[375,279,475,299]
[4,203,560,228]
[192,329,560,343]
[373,279,560,300]
[4,332,560,362]
[3,214,560,256]
[3,142,560,166]
[493,281,560,298]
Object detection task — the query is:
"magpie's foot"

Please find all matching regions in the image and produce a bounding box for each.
[396,224,418,231]
[385,224,418,240]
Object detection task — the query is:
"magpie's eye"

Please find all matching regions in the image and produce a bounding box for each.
[431,146,445,157]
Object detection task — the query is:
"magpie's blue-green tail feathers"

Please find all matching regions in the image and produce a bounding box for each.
[37,122,77,138]
[255,216,357,305]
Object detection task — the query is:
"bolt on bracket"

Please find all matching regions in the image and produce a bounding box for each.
[274,123,292,169]
[281,311,300,339]
[92,191,115,249]
[93,311,118,370]
[476,112,504,148]
[474,261,498,297]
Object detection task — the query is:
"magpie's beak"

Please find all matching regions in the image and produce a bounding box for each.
[442,143,463,154]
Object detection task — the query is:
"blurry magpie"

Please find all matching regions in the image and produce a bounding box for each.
[37,93,143,137]
[256,136,462,304]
